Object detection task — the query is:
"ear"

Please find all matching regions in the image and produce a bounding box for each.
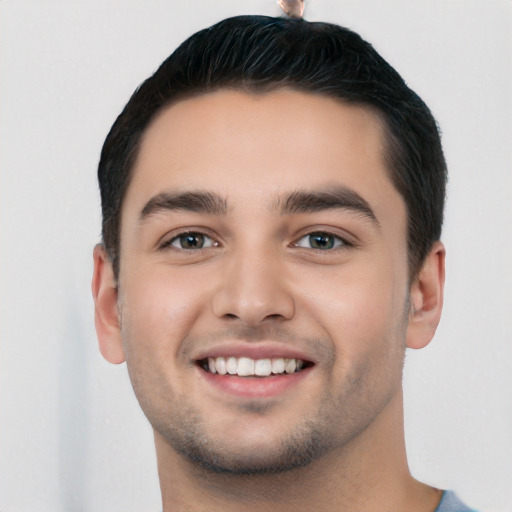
[91,244,125,364]
[406,241,446,350]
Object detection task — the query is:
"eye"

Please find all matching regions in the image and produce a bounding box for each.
[165,232,217,250]
[294,231,347,250]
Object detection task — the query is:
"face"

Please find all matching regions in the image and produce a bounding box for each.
[115,90,411,474]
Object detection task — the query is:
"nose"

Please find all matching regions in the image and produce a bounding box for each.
[212,248,295,327]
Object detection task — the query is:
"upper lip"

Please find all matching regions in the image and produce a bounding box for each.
[193,342,317,364]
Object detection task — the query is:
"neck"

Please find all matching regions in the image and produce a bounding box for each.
[155,390,441,512]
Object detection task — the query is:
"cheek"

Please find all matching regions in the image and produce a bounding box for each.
[117,267,211,414]
[118,265,209,359]
[296,260,406,360]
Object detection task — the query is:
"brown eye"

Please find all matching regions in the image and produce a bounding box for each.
[169,232,215,250]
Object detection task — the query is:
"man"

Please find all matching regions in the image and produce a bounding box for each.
[91,15,475,512]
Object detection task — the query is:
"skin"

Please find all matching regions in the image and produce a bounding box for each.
[92,90,446,511]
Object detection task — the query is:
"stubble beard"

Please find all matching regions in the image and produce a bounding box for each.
[125,314,409,478]
[130,349,407,478]
[145,359,403,478]
[152,398,335,476]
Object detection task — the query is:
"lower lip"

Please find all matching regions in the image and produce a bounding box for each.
[198,366,312,399]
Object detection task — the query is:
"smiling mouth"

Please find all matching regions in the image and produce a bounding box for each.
[198,357,313,377]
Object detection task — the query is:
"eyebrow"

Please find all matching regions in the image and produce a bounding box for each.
[139,186,379,226]
[139,191,228,220]
[278,187,379,226]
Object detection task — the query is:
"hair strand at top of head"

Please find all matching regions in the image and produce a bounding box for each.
[278,0,305,20]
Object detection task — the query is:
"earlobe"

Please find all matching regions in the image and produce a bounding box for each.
[91,244,126,364]
[406,241,446,350]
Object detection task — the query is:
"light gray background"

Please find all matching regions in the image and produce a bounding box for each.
[1,1,511,511]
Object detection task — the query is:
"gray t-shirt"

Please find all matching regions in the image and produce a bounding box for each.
[435,490,477,512]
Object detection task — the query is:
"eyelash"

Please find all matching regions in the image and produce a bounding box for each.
[159,229,352,252]
[292,231,352,251]
[159,231,218,251]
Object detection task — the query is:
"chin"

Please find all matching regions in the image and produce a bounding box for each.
[176,436,327,476]
[154,408,333,476]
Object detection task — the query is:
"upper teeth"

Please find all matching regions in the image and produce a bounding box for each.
[206,357,304,376]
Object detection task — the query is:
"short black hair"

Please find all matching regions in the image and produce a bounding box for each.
[98,15,447,279]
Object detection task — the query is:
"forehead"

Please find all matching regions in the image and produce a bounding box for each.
[124,89,403,222]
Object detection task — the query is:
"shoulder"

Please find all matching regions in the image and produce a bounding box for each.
[435,490,479,512]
